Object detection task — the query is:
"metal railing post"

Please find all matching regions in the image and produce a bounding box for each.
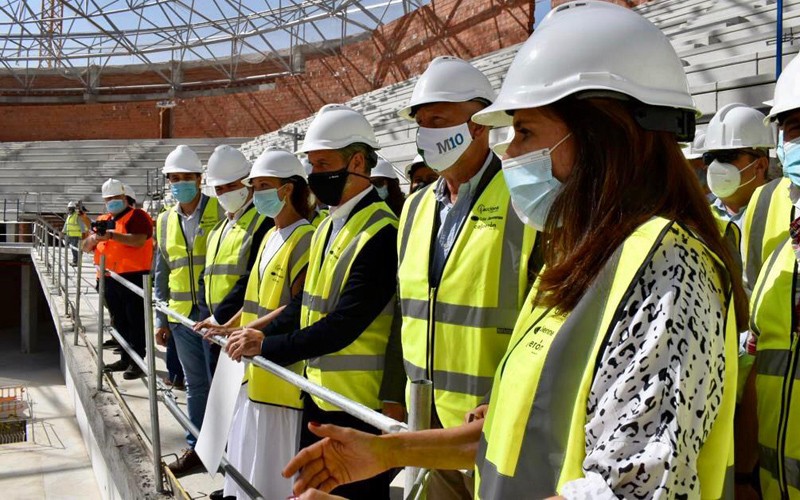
[73,247,83,345]
[63,235,70,313]
[43,228,49,269]
[97,255,106,391]
[142,276,163,492]
[55,234,62,294]
[51,235,57,287]
[405,379,433,499]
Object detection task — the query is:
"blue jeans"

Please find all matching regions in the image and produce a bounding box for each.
[171,322,216,448]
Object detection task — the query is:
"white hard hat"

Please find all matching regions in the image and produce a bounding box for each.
[371,156,398,180]
[297,104,380,153]
[768,54,800,122]
[398,56,496,121]
[244,148,306,186]
[205,145,251,187]
[682,130,706,160]
[702,103,774,151]
[123,183,137,202]
[472,1,696,130]
[101,178,126,198]
[67,201,76,209]
[163,145,203,175]
[404,154,426,178]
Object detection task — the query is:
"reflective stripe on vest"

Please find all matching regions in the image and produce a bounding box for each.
[65,213,82,237]
[241,223,313,408]
[397,167,535,428]
[204,205,265,314]
[301,201,397,411]
[750,237,800,499]
[94,209,154,274]
[742,177,794,289]
[156,196,222,320]
[476,218,737,499]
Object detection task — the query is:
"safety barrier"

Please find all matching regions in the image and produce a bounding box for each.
[29,218,432,500]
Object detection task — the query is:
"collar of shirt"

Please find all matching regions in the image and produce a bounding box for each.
[329,185,375,223]
[790,182,800,211]
[710,196,744,220]
[176,196,202,221]
[433,153,493,208]
[226,199,253,223]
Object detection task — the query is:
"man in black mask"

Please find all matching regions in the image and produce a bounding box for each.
[224,104,403,500]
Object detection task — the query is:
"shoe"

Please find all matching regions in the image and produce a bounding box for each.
[171,378,185,391]
[167,448,204,476]
[208,489,235,500]
[103,359,128,373]
[123,363,144,380]
[102,338,119,349]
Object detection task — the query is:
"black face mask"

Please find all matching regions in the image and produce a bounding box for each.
[308,166,350,207]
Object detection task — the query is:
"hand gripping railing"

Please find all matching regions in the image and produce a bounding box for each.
[32,220,433,499]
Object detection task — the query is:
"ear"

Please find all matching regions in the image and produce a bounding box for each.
[349,152,368,175]
[468,121,488,140]
[280,182,293,201]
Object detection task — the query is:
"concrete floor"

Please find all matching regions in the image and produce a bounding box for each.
[0,328,101,500]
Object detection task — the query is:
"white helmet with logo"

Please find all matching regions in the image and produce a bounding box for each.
[163,145,203,175]
[244,148,306,185]
[101,178,126,198]
[205,145,251,187]
[398,56,496,121]
[703,103,774,151]
[472,0,696,142]
[298,104,380,153]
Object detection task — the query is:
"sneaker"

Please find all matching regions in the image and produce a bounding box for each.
[102,338,120,349]
[122,363,144,380]
[102,359,128,372]
[167,448,203,476]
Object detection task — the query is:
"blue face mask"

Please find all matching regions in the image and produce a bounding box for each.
[780,130,800,187]
[253,188,284,218]
[106,199,126,215]
[171,181,198,203]
[375,185,389,200]
[501,134,570,231]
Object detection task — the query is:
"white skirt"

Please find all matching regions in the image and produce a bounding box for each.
[223,384,303,499]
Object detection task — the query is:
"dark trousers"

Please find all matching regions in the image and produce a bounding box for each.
[301,395,393,500]
[104,272,147,361]
[166,332,184,382]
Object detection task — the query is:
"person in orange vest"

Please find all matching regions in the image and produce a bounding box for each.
[82,178,154,380]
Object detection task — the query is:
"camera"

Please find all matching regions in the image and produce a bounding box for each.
[91,220,115,236]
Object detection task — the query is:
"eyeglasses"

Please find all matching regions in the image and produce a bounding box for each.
[702,150,743,166]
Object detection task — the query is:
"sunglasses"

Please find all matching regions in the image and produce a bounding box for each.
[702,150,750,166]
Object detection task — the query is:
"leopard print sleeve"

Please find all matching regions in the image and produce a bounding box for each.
[561,227,727,500]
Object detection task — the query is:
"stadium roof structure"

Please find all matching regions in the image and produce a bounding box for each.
[0,0,425,103]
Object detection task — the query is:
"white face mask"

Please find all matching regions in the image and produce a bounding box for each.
[217,187,249,214]
[501,134,571,231]
[416,122,473,172]
[706,158,756,199]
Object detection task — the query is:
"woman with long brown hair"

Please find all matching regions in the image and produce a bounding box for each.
[282,2,747,499]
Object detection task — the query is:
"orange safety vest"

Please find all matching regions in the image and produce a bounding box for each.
[93,209,154,274]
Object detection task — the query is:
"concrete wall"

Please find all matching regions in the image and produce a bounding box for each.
[0,0,533,142]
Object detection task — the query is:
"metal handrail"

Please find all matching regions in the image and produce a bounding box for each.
[31,219,429,499]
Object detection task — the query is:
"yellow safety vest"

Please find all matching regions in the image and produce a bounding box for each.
[156,196,223,320]
[310,208,329,228]
[302,201,397,411]
[477,218,737,499]
[204,204,266,315]
[397,166,535,428]
[65,212,82,237]
[241,223,314,408]
[750,236,800,499]
[742,177,794,288]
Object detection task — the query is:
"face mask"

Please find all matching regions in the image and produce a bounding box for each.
[781,133,800,187]
[308,166,350,207]
[416,122,473,172]
[375,185,389,200]
[706,158,756,199]
[171,181,199,204]
[253,188,285,218]
[501,134,571,231]
[217,187,249,213]
[106,199,126,215]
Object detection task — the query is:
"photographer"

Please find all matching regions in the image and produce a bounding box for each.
[82,178,154,380]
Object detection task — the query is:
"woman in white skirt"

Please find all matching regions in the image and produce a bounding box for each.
[208,147,315,499]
